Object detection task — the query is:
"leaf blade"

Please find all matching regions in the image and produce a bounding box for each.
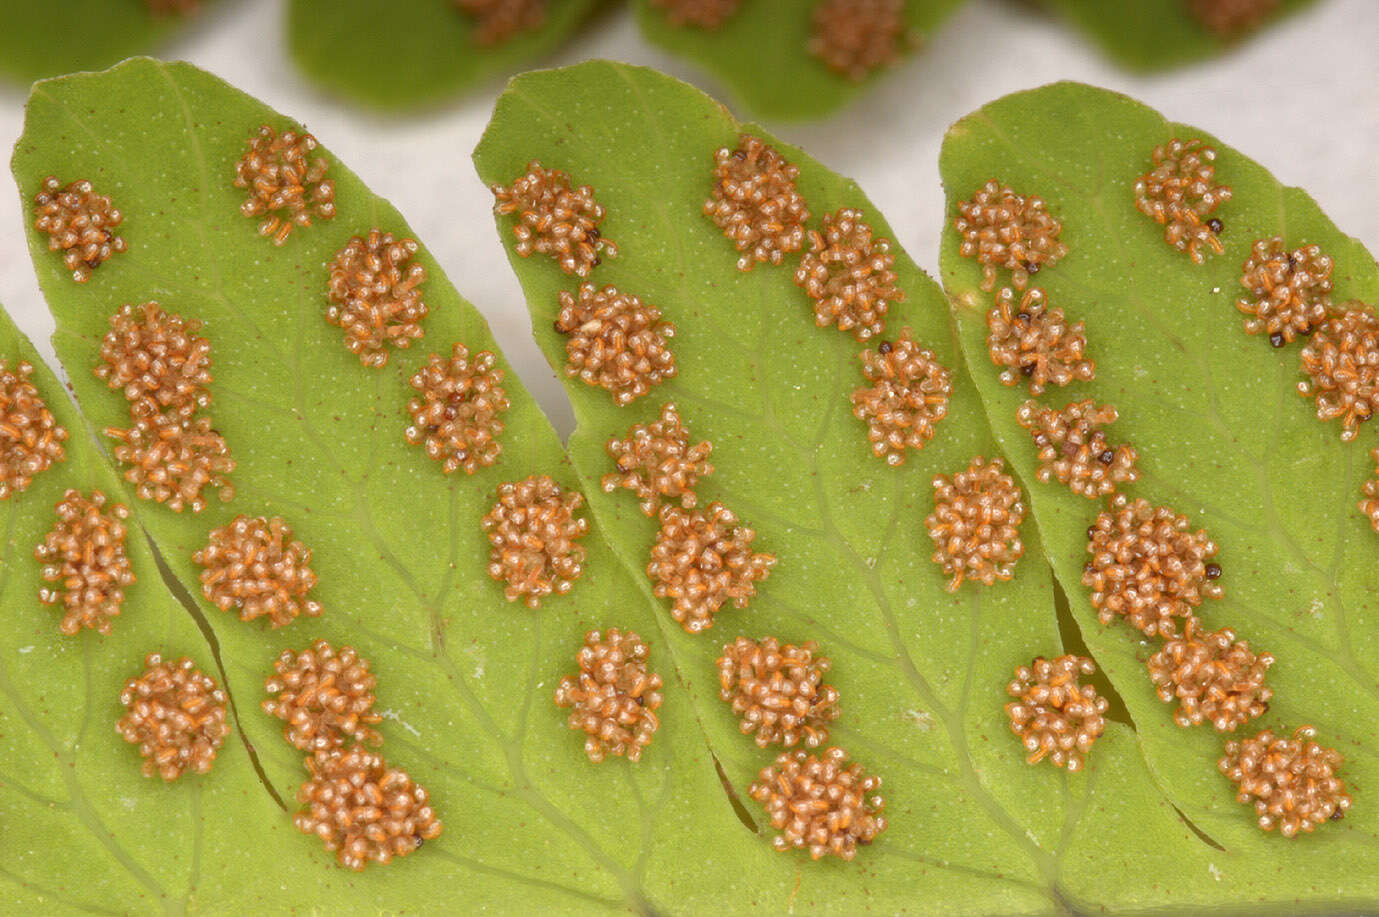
[12,57,770,913]
[940,79,1379,908]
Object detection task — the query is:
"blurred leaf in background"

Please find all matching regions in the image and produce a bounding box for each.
[0,0,213,84]
[633,0,967,119]
[287,0,601,111]
[1045,0,1319,70]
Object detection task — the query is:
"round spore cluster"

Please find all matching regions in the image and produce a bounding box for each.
[986,287,1095,395]
[482,475,589,607]
[925,456,1026,591]
[405,343,509,475]
[554,628,665,763]
[555,283,677,406]
[954,179,1067,292]
[602,403,713,517]
[795,207,903,341]
[1083,495,1222,639]
[1146,619,1273,732]
[1016,399,1139,499]
[1133,138,1232,264]
[808,0,908,83]
[326,229,429,367]
[1219,725,1351,837]
[1236,236,1334,346]
[491,160,616,277]
[193,514,323,628]
[646,501,776,633]
[718,636,840,748]
[850,329,952,466]
[1297,305,1379,441]
[0,358,67,500]
[264,640,383,753]
[1004,655,1108,772]
[749,747,886,861]
[234,125,336,245]
[33,176,127,282]
[35,489,135,636]
[117,653,228,781]
[704,134,810,271]
[295,745,443,871]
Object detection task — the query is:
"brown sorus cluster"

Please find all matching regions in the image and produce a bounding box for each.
[482,475,589,607]
[193,515,323,627]
[405,343,509,475]
[295,745,443,870]
[1016,399,1139,499]
[454,0,545,45]
[1219,725,1351,837]
[850,329,952,466]
[117,653,228,781]
[264,641,382,753]
[554,628,665,763]
[602,403,712,516]
[647,502,776,633]
[808,0,907,82]
[1361,448,1379,534]
[718,636,840,748]
[1147,618,1273,732]
[105,413,235,513]
[925,456,1026,592]
[326,230,429,367]
[1236,237,1334,346]
[555,283,677,405]
[234,125,336,245]
[794,207,904,341]
[0,358,67,500]
[986,287,1095,395]
[955,180,1068,292]
[491,161,616,277]
[1083,495,1223,639]
[96,302,212,420]
[1188,0,1280,37]
[1134,138,1232,264]
[35,490,135,636]
[749,747,886,861]
[651,0,743,28]
[704,134,810,271]
[1004,655,1108,772]
[97,302,235,513]
[1297,305,1379,442]
[33,176,127,283]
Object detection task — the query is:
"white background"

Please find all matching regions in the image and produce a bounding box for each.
[1,0,1376,435]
